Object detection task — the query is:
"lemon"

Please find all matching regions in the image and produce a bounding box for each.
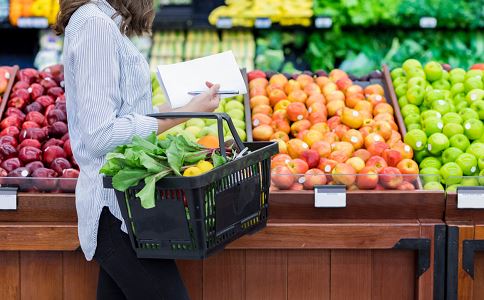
[183,167,202,177]
[196,160,214,173]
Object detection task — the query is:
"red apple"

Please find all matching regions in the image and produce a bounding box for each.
[382,149,403,167]
[379,167,403,189]
[302,169,327,190]
[300,149,320,169]
[366,156,388,173]
[353,149,371,162]
[356,167,379,190]
[396,159,419,182]
[287,159,309,176]
[332,163,356,186]
[271,166,295,190]
[367,141,389,157]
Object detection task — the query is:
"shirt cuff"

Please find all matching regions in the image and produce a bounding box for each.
[133,114,159,138]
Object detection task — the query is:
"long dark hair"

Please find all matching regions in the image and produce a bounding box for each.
[54,0,155,36]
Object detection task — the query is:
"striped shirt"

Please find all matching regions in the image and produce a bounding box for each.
[63,0,159,260]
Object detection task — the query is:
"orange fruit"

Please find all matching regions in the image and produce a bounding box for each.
[198,136,220,149]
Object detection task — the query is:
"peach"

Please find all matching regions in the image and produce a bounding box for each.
[329,150,350,163]
[387,130,402,147]
[274,139,288,154]
[306,94,326,107]
[318,158,338,175]
[322,132,339,144]
[333,124,350,140]
[327,116,341,130]
[284,79,302,95]
[367,141,389,157]
[287,158,309,175]
[372,121,392,140]
[288,90,308,104]
[336,77,353,91]
[364,133,384,149]
[382,149,403,167]
[346,157,365,172]
[326,90,345,102]
[252,124,274,141]
[354,100,373,114]
[327,100,345,117]
[272,120,290,134]
[271,166,295,189]
[392,141,414,160]
[359,126,373,139]
[315,76,331,89]
[356,167,379,190]
[269,74,288,89]
[342,129,364,149]
[274,100,291,112]
[396,158,419,183]
[271,131,290,142]
[397,181,416,190]
[302,169,327,190]
[311,141,331,158]
[272,110,288,122]
[250,86,267,98]
[353,149,371,162]
[374,112,394,123]
[329,69,349,83]
[364,84,385,96]
[287,139,309,158]
[341,108,364,129]
[296,74,314,88]
[304,83,322,95]
[271,154,292,169]
[296,130,309,141]
[309,111,327,125]
[373,103,394,116]
[308,102,326,114]
[249,77,269,89]
[366,156,388,173]
[345,85,364,96]
[252,113,272,127]
[291,120,311,136]
[332,163,356,186]
[331,141,354,156]
[311,122,330,134]
[301,149,320,169]
[379,167,403,189]
[322,82,338,97]
[253,104,273,116]
[303,130,323,147]
[367,94,386,107]
[250,95,270,108]
[345,93,365,108]
[287,102,308,122]
[268,89,287,107]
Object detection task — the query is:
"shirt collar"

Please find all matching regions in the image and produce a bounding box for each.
[95,0,123,27]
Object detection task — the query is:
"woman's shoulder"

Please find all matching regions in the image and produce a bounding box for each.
[65,2,118,37]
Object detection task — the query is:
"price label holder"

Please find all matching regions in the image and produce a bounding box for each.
[0,187,18,211]
[419,17,437,28]
[457,186,484,209]
[17,17,49,29]
[255,18,272,29]
[216,17,233,29]
[314,185,346,208]
[315,16,333,29]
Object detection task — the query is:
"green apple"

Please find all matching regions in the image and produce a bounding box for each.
[199,127,218,138]
[186,118,206,128]
[185,126,202,138]
[424,61,443,82]
[442,112,463,124]
[227,109,245,121]
[446,184,460,192]
[443,123,464,137]
[404,129,427,151]
[442,147,464,164]
[235,128,247,141]
[235,95,244,103]
[425,89,446,105]
[427,133,449,155]
[179,131,197,142]
[403,59,423,72]
[478,156,484,171]
[398,96,409,107]
[391,68,405,80]
[449,134,471,152]
[442,70,450,81]
[465,77,483,93]
[465,70,483,80]
[480,169,484,186]
[432,99,451,115]
[404,114,421,126]
[450,68,466,78]
[420,167,441,184]
[414,148,430,164]
[450,83,465,96]
[395,84,408,98]
[470,100,484,120]
[407,68,426,79]
[406,86,425,105]
[225,101,244,112]
[420,157,442,169]
[422,117,444,136]
[459,108,479,121]
[401,104,420,118]
[466,143,484,159]
[394,77,408,88]
[466,89,484,105]
[453,92,467,105]
[421,110,441,120]
[455,101,469,112]
[232,119,246,130]
[205,119,217,126]
[456,153,478,176]
[432,79,451,90]
[424,182,445,191]
[440,162,463,185]
[461,178,479,187]
[408,77,427,88]
[407,124,422,131]
[463,119,484,140]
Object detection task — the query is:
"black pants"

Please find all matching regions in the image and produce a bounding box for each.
[94,207,190,300]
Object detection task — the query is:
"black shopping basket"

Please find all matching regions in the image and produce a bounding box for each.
[103,112,278,259]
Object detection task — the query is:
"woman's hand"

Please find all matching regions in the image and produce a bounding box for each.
[182,82,220,113]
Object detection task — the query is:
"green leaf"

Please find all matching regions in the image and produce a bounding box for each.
[135,169,172,209]
[166,142,183,176]
[184,151,209,164]
[131,134,158,152]
[212,152,227,168]
[138,151,167,173]
[100,159,124,176]
[112,168,149,192]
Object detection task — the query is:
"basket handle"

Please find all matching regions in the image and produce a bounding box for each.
[147,112,246,158]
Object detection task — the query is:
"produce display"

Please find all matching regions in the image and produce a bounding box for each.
[392,60,484,191]
[9,0,59,26]
[0,65,79,192]
[247,69,420,191]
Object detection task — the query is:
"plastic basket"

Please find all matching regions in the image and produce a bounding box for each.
[103,112,278,259]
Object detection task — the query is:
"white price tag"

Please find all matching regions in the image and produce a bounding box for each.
[255,18,272,29]
[315,17,333,29]
[216,17,233,29]
[0,187,18,210]
[457,187,484,209]
[419,17,437,28]
[17,17,49,29]
[314,185,346,208]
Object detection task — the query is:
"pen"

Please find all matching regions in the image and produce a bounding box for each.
[188,90,239,96]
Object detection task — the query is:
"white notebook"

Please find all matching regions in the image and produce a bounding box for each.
[156,51,247,109]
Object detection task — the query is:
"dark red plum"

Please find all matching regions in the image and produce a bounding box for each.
[47,87,64,98]
[18,139,42,150]
[5,108,26,121]
[0,143,17,160]
[0,116,22,129]
[0,135,18,147]
[36,95,54,108]
[25,111,45,125]
[1,158,22,172]
[42,138,64,150]
[19,146,42,163]
[51,157,71,174]
[19,127,48,142]
[29,83,45,100]
[22,121,41,129]
[46,109,67,125]
[25,101,43,113]
[0,126,20,139]
[48,122,68,137]
[43,145,66,165]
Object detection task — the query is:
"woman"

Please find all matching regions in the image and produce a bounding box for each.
[55,1,220,299]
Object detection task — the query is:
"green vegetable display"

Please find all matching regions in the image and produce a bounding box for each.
[100,133,231,209]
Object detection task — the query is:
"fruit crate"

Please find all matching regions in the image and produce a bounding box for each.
[104,112,278,259]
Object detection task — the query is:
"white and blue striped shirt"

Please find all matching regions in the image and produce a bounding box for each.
[63,0,159,260]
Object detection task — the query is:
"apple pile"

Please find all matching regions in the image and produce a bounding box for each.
[247,69,420,191]
[0,66,79,192]
[392,60,484,191]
